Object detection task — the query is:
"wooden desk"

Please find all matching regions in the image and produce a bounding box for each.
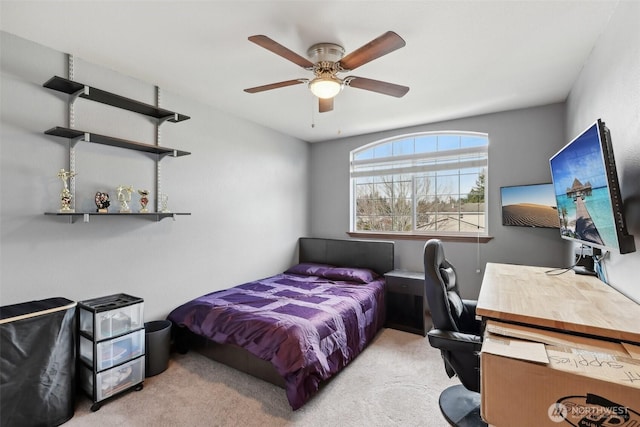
[477,262,640,344]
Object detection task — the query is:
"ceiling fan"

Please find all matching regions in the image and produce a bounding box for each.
[243,31,409,113]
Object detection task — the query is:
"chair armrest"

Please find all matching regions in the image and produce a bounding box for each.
[428,328,483,353]
[459,299,482,334]
[462,299,477,314]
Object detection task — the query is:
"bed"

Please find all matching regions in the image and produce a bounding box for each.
[167,237,394,409]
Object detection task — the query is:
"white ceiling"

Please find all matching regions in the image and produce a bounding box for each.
[0,1,619,143]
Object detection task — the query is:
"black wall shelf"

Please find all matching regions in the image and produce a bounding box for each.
[45,212,190,223]
[43,73,190,221]
[45,126,190,157]
[43,76,190,122]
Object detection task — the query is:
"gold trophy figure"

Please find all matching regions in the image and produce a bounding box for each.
[116,185,134,213]
[57,168,76,212]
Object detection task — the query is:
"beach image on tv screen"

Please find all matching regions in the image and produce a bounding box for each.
[501,184,559,228]
[550,124,618,249]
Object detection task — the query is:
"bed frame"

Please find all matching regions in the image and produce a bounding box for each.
[298,237,395,276]
[179,237,395,389]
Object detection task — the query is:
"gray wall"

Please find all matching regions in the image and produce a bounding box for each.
[310,103,569,299]
[3,0,638,320]
[565,1,640,303]
[0,32,310,320]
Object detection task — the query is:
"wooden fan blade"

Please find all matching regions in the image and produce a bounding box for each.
[244,79,305,93]
[319,97,334,113]
[338,31,406,71]
[248,35,314,69]
[347,77,409,98]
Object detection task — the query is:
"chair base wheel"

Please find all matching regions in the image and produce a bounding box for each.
[439,384,487,427]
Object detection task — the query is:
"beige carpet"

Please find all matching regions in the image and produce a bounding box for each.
[66,328,456,426]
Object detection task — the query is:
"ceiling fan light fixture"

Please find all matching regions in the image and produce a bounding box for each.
[309,77,343,99]
[245,33,409,112]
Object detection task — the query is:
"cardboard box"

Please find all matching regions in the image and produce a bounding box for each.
[481,321,640,427]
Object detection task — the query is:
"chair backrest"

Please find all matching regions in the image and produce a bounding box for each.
[424,239,482,393]
[424,239,465,333]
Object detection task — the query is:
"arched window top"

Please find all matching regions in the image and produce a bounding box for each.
[352,131,488,161]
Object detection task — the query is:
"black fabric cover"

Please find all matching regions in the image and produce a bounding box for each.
[0,297,76,427]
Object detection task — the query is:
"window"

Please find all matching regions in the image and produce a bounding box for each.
[350,132,488,236]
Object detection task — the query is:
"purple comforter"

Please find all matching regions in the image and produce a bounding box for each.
[167,269,386,409]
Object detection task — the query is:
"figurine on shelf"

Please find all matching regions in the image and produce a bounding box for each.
[116,185,133,213]
[57,168,76,212]
[138,189,149,213]
[159,193,170,213]
[95,192,110,213]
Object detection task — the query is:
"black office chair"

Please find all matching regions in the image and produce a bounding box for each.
[424,239,486,427]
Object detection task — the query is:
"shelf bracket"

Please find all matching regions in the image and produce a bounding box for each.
[67,132,85,149]
[157,114,176,127]
[157,151,173,161]
[70,85,89,105]
[83,214,90,223]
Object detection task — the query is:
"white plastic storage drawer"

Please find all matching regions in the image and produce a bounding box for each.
[79,294,144,340]
[80,329,145,371]
[80,356,145,402]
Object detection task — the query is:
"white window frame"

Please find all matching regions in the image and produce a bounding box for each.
[349,131,489,237]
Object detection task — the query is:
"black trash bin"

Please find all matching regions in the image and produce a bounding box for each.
[145,320,171,377]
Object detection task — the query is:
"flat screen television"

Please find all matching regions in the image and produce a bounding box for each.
[549,119,635,254]
[500,183,559,228]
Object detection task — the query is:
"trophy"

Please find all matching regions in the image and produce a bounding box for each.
[138,189,150,213]
[57,168,76,213]
[116,185,133,213]
[159,193,170,213]
[95,192,110,213]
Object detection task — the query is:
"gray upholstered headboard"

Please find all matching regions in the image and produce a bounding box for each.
[298,237,395,276]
